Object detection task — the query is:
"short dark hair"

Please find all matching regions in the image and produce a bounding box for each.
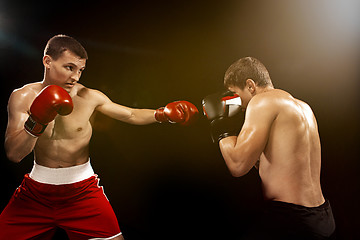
[224,57,272,89]
[44,34,88,60]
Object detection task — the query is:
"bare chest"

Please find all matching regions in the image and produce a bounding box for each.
[40,96,95,140]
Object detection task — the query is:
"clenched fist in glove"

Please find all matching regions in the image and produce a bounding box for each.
[155,101,199,126]
[202,91,243,142]
[24,85,73,137]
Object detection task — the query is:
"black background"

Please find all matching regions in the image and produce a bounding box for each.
[0,0,359,239]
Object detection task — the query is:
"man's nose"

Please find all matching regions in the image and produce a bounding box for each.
[71,72,81,82]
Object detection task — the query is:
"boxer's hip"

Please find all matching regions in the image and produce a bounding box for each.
[29,159,95,185]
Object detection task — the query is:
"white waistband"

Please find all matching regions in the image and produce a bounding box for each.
[29,160,95,185]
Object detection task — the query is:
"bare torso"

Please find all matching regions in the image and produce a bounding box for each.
[258,89,325,207]
[20,83,97,168]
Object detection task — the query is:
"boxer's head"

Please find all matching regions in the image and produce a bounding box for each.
[42,35,87,92]
[224,57,274,109]
[44,34,88,60]
[224,56,273,90]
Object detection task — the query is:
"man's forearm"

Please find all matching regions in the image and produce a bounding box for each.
[130,108,157,125]
[5,129,37,163]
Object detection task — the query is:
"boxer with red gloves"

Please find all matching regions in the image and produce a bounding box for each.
[1,34,199,240]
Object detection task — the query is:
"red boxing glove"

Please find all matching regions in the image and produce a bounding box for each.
[24,85,73,137]
[155,101,199,126]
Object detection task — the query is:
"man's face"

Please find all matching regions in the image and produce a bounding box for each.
[45,50,86,92]
[227,85,252,110]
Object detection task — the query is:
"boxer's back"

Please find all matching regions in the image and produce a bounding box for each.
[258,89,325,207]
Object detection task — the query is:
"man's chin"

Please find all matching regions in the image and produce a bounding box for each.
[63,85,74,93]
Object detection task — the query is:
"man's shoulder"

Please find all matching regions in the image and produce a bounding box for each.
[10,82,42,100]
[253,89,295,104]
[7,82,42,111]
[14,82,42,92]
[250,89,280,105]
[75,84,102,97]
[74,84,108,105]
[248,89,291,117]
[259,89,313,116]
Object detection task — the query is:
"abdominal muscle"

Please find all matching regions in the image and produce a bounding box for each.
[33,121,93,168]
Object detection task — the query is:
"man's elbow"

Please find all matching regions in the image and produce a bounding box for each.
[227,163,251,177]
[229,167,249,177]
[5,149,23,163]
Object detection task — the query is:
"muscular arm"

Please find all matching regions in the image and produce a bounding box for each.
[92,90,157,125]
[5,89,38,163]
[219,96,276,177]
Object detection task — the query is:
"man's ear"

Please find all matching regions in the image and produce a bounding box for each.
[245,79,256,94]
[43,55,52,69]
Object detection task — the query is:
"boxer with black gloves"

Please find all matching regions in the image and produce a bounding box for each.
[1,34,198,240]
[202,57,335,239]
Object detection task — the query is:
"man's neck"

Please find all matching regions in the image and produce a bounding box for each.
[255,86,274,95]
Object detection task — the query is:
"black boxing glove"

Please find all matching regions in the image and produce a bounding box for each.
[202,91,243,143]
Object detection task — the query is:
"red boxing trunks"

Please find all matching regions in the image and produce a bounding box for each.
[0,161,121,240]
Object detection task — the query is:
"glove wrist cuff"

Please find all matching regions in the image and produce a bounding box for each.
[218,132,234,141]
[155,107,167,123]
[210,117,239,143]
[24,115,47,137]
